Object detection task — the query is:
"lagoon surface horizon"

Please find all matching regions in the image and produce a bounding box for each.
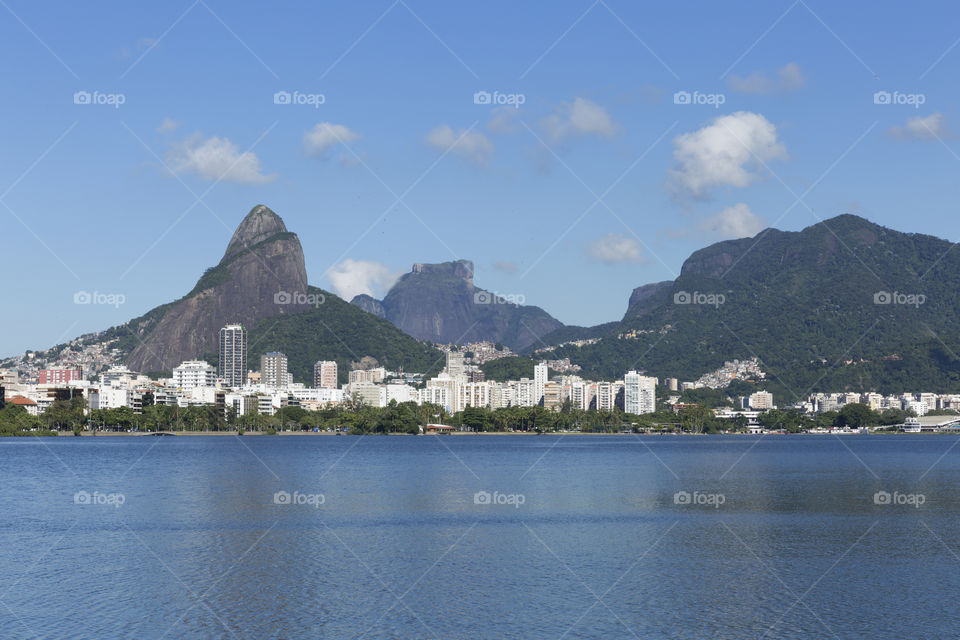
[1,434,957,639]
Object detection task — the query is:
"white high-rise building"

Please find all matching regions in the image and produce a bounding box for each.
[313,360,338,389]
[386,383,417,404]
[219,324,247,388]
[455,381,490,413]
[261,352,290,389]
[446,351,465,378]
[593,382,614,411]
[419,385,449,410]
[624,371,656,415]
[569,381,588,410]
[534,362,548,405]
[172,360,217,390]
[488,382,507,409]
[516,379,535,407]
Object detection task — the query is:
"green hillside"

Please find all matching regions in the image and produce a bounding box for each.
[549,215,960,399]
[247,287,443,384]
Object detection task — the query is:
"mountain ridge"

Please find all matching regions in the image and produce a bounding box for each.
[544,213,960,394]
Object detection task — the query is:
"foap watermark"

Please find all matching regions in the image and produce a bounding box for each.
[73,90,126,109]
[874,490,925,508]
[873,90,925,109]
[275,291,325,308]
[74,490,125,508]
[273,490,325,508]
[274,90,325,108]
[673,90,725,108]
[474,490,526,509]
[674,291,725,308]
[473,291,526,306]
[874,291,925,308]
[674,490,725,508]
[473,90,525,108]
[74,291,126,308]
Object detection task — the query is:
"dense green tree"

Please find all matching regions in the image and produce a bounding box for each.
[836,403,878,428]
[0,404,48,435]
[374,401,420,434]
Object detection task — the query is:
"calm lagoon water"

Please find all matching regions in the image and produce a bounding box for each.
[1,434,959,639]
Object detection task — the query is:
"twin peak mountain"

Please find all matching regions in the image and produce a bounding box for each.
[121,205,564,376]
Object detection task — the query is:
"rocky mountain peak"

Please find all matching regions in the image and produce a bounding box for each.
[222,204,289,262]
[126,205,309,373]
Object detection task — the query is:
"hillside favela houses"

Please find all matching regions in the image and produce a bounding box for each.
[2,324,960,432]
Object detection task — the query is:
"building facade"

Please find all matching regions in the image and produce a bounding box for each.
[534,363,548,406]
[39,368,83,385]
[313,360,338,389]
[218,324,247,388]
[172,360,217,390]
[624,371,657,415]
[261,352,290,388]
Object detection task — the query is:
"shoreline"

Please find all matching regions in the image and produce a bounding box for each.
[39,429,937,437]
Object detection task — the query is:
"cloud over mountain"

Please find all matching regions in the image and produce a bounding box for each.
[699,203,768,239]
[668,111,786,199]
[168,134,274,184]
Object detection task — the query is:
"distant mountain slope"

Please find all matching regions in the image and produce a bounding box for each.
[622,281,673,321]
[350,294,386,318]
[548,214,960,395]
[526,322,621,354]
[351,260,564,351]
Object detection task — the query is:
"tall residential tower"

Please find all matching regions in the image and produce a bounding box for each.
[314,360,338,389]
[534,362,548,405]
[261,352,290,388]
[624,371,657,415]
[218,324,247,388]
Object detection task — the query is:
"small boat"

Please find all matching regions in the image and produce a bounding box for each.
[902,417,921,433]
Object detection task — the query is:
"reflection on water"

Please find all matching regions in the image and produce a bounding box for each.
[1,435,959,638]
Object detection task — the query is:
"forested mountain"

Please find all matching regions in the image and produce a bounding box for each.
[546,214,960,396]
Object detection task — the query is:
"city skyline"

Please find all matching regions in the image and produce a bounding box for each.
[4,1,960,356]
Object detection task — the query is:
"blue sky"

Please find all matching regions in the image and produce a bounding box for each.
[2,0,959,357]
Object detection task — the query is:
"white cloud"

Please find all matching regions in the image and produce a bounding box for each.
[168,134,274,184]
[888,112,949,141]
[668,111,787,199]
[541,97,618,141]
[699,203,768,239]
[426,125,494,165]
[157,117,180,133]
[588,233,647,264]
[729,62,806,94]
[328,259,400,301]
[304,122,360,157]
